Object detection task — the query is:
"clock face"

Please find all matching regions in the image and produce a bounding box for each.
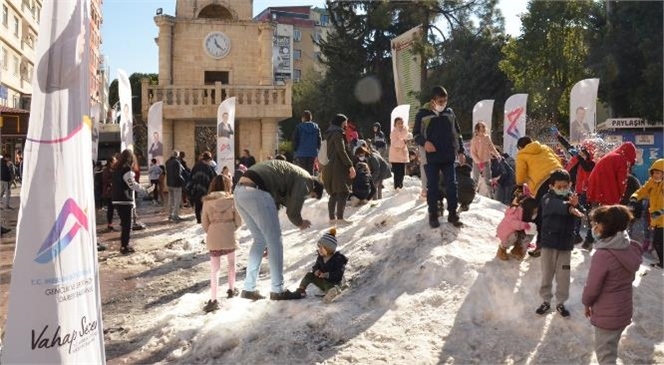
[203,32,231,59]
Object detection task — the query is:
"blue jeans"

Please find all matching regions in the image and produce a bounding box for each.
[234,185,284,293]
[425,162,458,215]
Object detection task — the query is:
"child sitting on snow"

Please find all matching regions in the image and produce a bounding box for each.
[495,185,538,261]
[295,228,349,302]
[350,160,376,207]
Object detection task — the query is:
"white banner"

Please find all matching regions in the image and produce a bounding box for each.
[90,102,100,162]
[1,0,106,363]
[569,78,600,144]
[147,101,163,165]
[472,99,495,134]
[503,94,528,158]
[391,25,422,128]
[118,68,133,151]
[390,104,410,132]
[217,97,236,171]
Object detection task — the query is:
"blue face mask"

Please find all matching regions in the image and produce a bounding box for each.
[553,188,570,196]
[591,228,602,241]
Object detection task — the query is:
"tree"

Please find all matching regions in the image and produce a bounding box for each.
[499,0,598,128]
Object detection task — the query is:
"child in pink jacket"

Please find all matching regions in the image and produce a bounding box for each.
[496,187,538,260]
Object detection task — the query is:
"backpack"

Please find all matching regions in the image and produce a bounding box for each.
[318,140,329,165]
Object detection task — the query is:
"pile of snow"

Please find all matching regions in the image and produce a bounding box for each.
[104,177,664,364]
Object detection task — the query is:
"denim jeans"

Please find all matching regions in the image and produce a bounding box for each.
[234,185,284,293]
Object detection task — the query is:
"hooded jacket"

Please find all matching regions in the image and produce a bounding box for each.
[389,125,410,163]
[312,251,348,284]
[293,121,322,158]
[631,158,664,228]
[587,142,637,205]
[201,191,242,251]
[582,231,642,330]
[515,141,563,194]
[496,206,531,245]
[372,123,387,149]
[539,190,580,251]
[565,150,595,194]
[413,102,464,164]
[351,162,375,200]
[470,133,500,163]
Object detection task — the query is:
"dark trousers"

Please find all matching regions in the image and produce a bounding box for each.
[534,179,551,249]
[296,157,316,176]
[106,198,115,226]
[328,192,348,220]
[116,204,132,248]
[194,198,204,223]
[392,163,405,189]
[298,272,336,292]
[654,227,663,266]
[425,162,458,216]
[150,179,160,201]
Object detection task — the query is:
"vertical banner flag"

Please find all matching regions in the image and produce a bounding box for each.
[90,102,100,162]
[273,24,293,85]
[391,25,422,129]
[569,78,600,144]
[472,99,495,134]
[118,68,133,151]
[1,0,106,363]
[217,97,236,171]
[503,94,528,158]
[390,104,411,132]
[147,101,164,165]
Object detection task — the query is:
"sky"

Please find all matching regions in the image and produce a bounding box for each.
[101,0,528,79]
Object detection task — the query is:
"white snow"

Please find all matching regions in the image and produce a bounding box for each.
[102,176,664,364]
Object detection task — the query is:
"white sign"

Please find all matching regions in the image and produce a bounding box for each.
[472,99,495,134]
[217,97,236,171]
[118,68,133,151]
[635,134,655,145]
[147,101,164,165]
[597,118,664,130]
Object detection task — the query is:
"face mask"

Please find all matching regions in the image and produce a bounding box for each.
[434,103,446,113]
[553,188,570,196]
[358,156,365,161]
[591,228,601,241]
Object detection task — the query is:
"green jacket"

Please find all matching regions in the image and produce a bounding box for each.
[322,124,353,194]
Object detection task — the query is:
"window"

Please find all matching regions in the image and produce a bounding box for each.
[293,29,301,42]
[13,56,19,76]
[2,5,8,27]
[293,49,301,60]
[294,69,301,82]
[320,14,329,27]
[14,16,19,37]
[1,47,7,70]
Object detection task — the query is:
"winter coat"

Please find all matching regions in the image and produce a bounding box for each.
[293,121,322,158]
[372,123,387,149]
[389,126,410,163]
[0,160,11,182]
[539,191,581,251]
[470,134,499,163]
[413,103,464,164]
[101,166,114,199]
[244,160,317,227]
[189,160,217,201]
[496,206,532,245]
[587,142,637,205]
[621,175,641,206]
[201,191,242,251]
[322,124,353,195]
[352,162,376,200]
[111,165,144,205]
[515,141,563,195]
[165,156,185,188]
[311,251,349,284]
[370,151,392,181]
[438,164,475,206]
[565,152,595,194]
[239,155,256,168]
[631,158,664,228]
[582,232,643,331]
[491,157,515,188]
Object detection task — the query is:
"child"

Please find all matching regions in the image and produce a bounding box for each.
[438,154,475,214]
[582,205,642,364]
[535,169,584,317]
[629,158,663,268]
[495,187,538,261]
[295,228,349,302]
[350,159,376,207]
[490,152,516,205]
[201,175,243,313]
[148,158,162,204]
[389,117,410,190]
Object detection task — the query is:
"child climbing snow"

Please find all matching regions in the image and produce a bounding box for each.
[495,185,538,261]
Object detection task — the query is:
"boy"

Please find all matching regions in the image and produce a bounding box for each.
[630,159,663,268]
[536,169,584,317]
[295,228,348,302]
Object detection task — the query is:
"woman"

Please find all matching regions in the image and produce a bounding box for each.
[583,205,643,364]
[470,121,501,197]
[190,151,218,223]
[112,149,147,254]
[322,114,355,224]
[389,117,410,190]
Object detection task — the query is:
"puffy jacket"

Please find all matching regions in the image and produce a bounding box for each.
[631,158,664,228]
[365,151,391,182]
[201,191,242,251]
[582,232,642,330]
[293,121,322,158]
[587,142,637,205]
[439,164,475,206]
[351,162,375,200]
[414,103,464,164]
[311,251,348,284]
[496,206,531,245]
[389,126,410,163]
[322,125,353,195]
[515,141,563,195]
[565,151,595,194]
[470,134,499,163]
[539,191,580,251]
[165,156,184,188]
[372,123,387,149]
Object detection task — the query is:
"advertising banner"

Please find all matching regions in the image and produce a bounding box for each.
[147,101,163,165]
[217,97,236,172]
[503,94,528,158]
[391,25,422,128]
[118,68,133,151]
[472,99,495,134]
[273,24,293,85]
[569,78,599,144]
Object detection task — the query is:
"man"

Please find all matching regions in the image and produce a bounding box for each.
[413,86,464,228]
[165,150,185,221]
[217,112,234,138]
[235,160,324,300]
[148,131,164,165]
[570,106,592,144]
[292,110,322,175]
[239,149,256,168]
[0,156,13,209]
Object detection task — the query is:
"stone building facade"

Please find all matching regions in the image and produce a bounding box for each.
[141,0,292,164]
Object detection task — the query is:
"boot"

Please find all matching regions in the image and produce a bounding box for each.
[510,244,525,260]
[496,246,509,261]
[429,213,440,228]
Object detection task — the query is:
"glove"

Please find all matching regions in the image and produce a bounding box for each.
[524,222,537,235]
[628,199,643,219]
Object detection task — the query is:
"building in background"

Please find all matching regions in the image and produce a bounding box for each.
[254,6,331,82]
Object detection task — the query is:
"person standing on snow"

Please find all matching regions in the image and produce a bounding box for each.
[292,110,322,175]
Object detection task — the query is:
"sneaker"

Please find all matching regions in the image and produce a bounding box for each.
[429,214,440,228]
[203,299,219,313]
[323,286,340,303]
[295,288,307,298]
[528,247,541,257]
[120,246,135,255]
[336,218,353,226]
[269,289,303,300]
[447,213,462,227]
[97,243,107,252]
[556,304,570,318]
[227,288,239,298]
[535,302,550,315]
[240,290,265,301]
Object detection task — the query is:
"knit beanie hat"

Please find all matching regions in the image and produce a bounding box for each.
[318,228,337,253]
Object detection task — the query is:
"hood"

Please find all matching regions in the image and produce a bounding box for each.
[615,142,637,164]
[300,121,319,135]
[323,124,344,139]
[650,158,664,175]
[519,141,546,156]
[595,231,642,274]
[331,251,349,265]
[202,191,231,201]
[595,230,631,250]
[373,122,382,132]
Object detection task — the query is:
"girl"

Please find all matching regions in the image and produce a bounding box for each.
[111,150,147,255]
[201,175,242,313]
[582,205,642,364]
[389,117,410,190]
[470,121,501,198]
[629,158,663,268]
[495,186,538,260]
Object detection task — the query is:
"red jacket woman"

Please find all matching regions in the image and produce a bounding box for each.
[586,142,636,205]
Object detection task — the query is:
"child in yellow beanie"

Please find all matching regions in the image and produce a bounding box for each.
[630,158,664,268]
[295,228,349,301]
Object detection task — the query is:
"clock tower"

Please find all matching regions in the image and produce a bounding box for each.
[143,0,292,165]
